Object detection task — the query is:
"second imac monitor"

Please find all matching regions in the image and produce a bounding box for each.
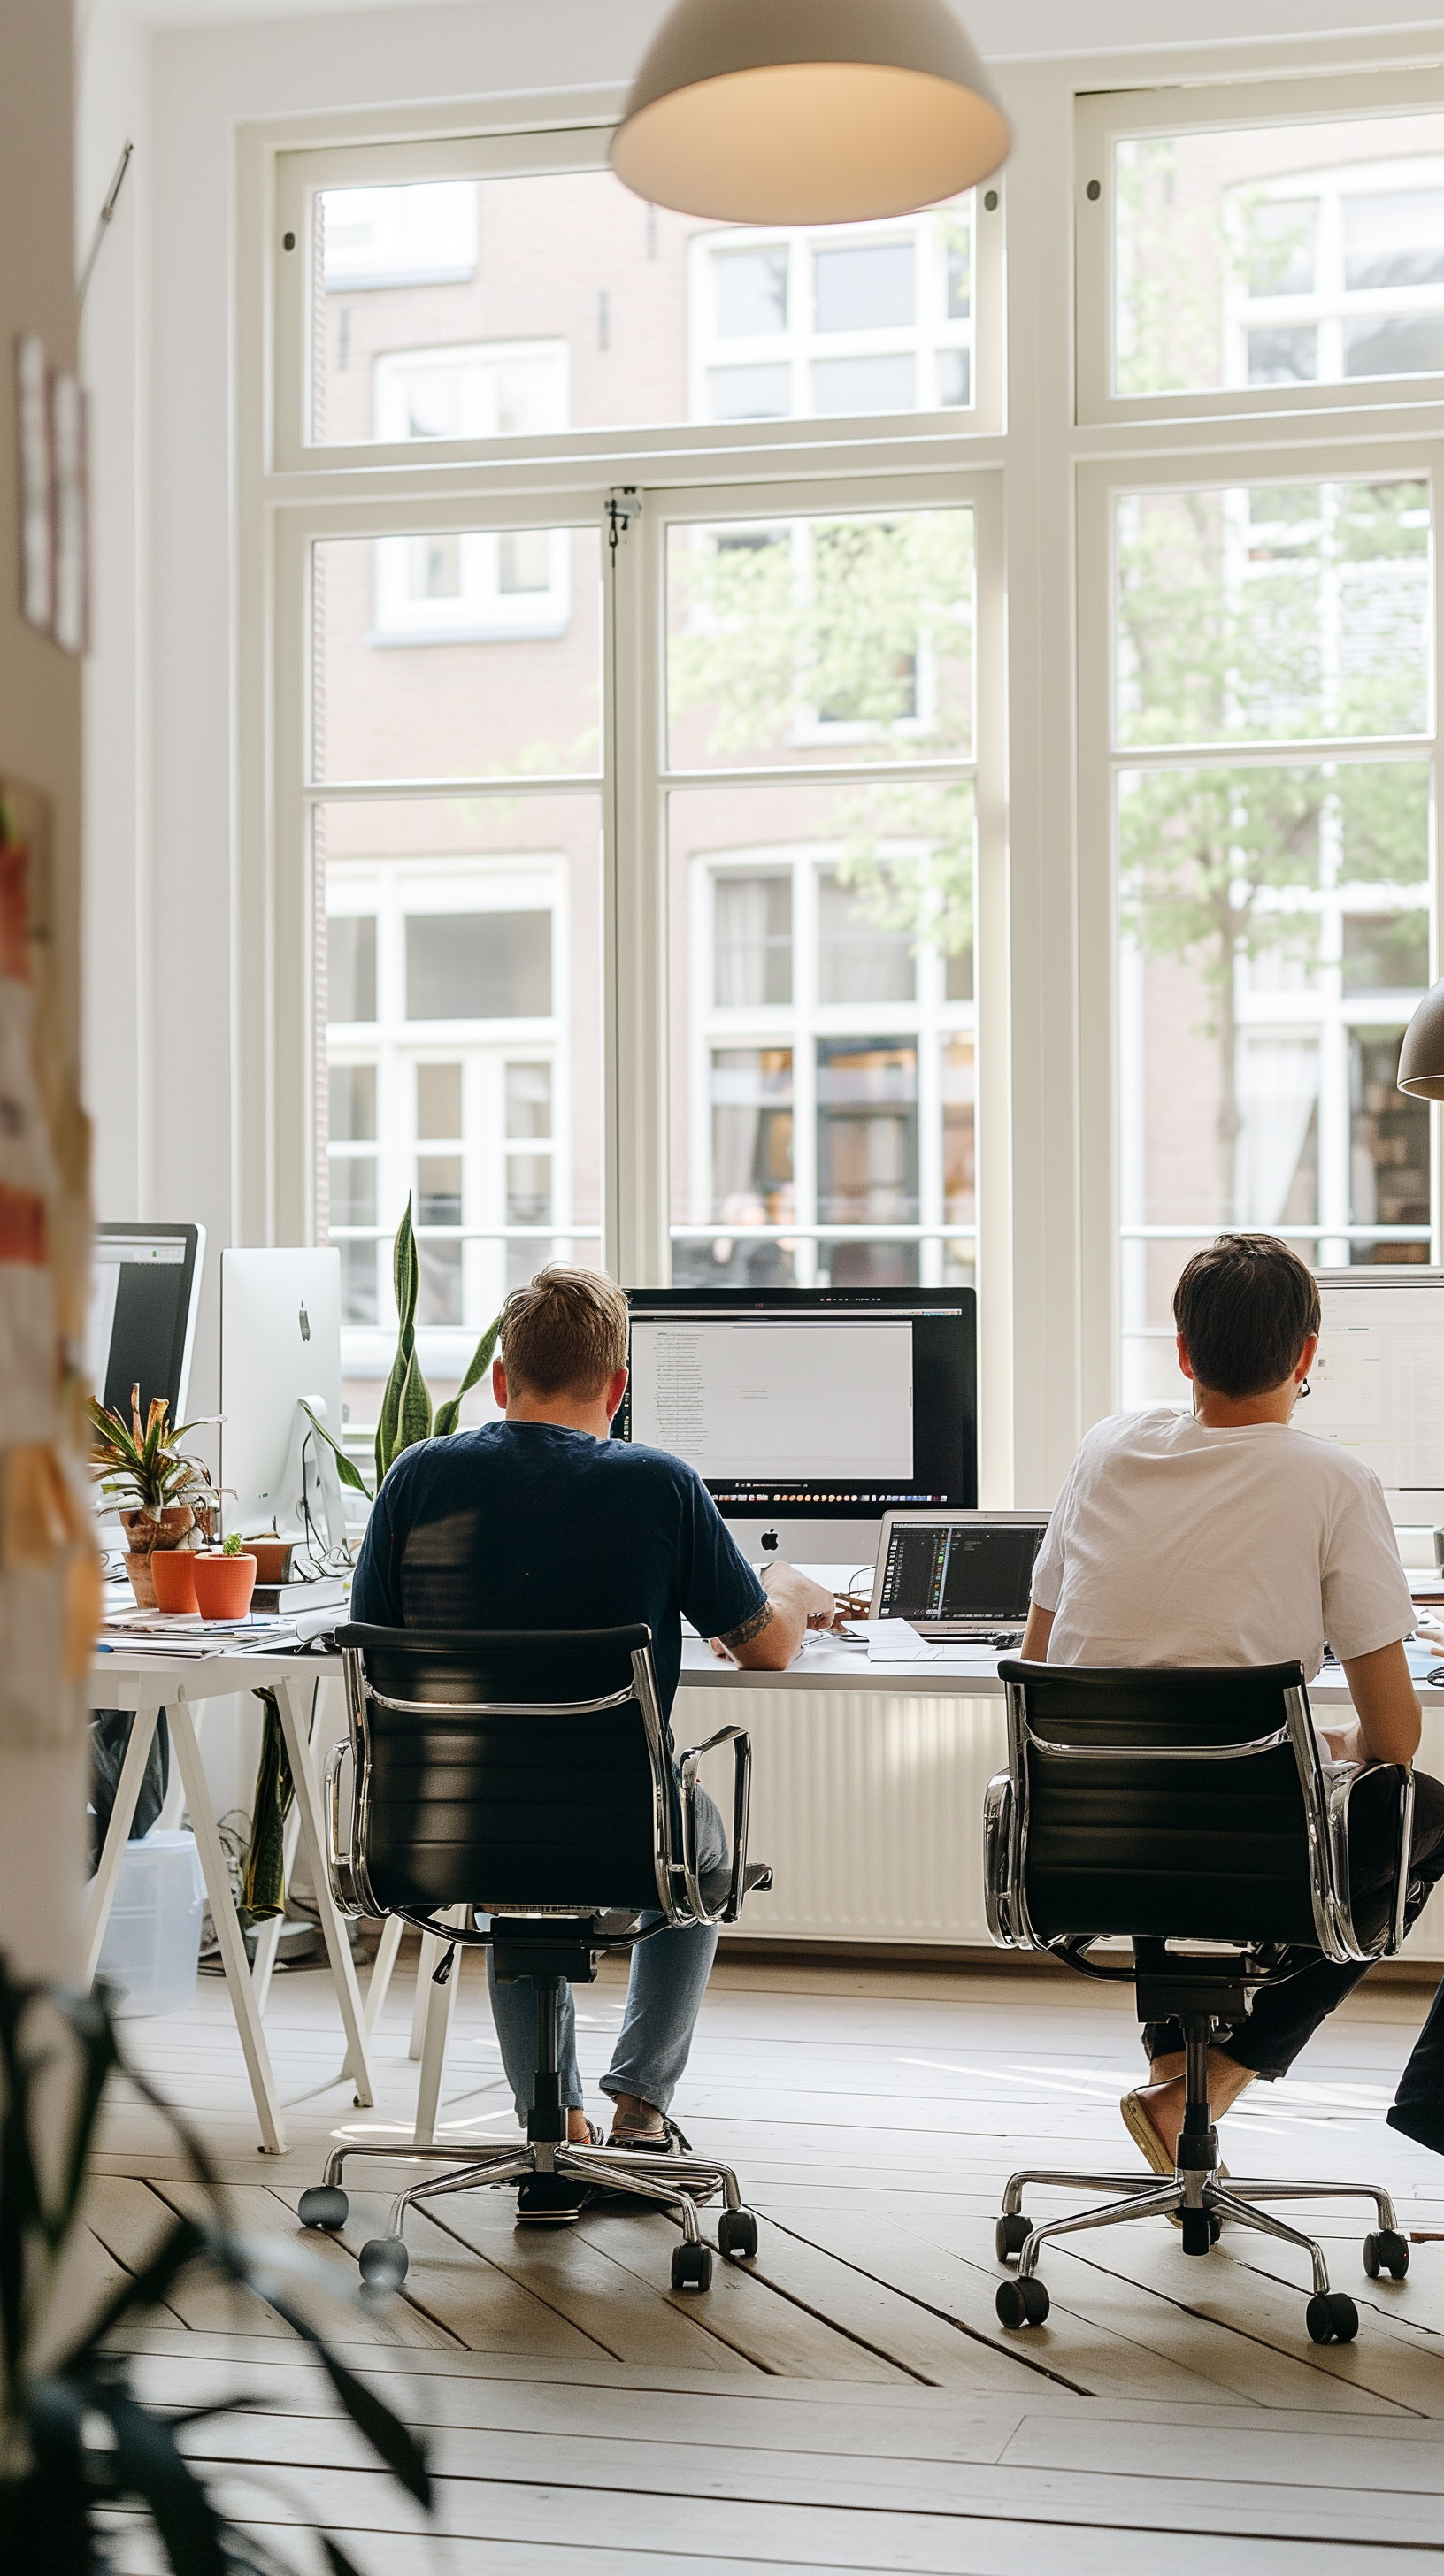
[1306,1268,1444,1528]
[620,1286,977,1564]
[219,1248,345,1552]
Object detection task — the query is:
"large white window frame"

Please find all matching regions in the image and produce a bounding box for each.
[239,34,1444,1511]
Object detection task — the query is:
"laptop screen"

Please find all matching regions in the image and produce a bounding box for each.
[878,1521,1046,1622]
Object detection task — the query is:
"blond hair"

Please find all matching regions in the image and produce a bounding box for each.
[499,1265,629,1400]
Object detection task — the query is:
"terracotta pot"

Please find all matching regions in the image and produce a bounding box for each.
[192,1552,257,1622]
[124,1552,157,1610]
[150,1549,200,1614]
[119,1505,195,1560]
[246,1536,294,1585]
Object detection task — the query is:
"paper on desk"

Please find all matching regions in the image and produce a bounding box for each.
[849,1618,945,1664]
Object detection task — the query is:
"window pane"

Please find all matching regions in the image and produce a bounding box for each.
[667,505,974,770]
[1343,314,1444,379]
[405,911,551,1019]
[714,245,788,334]
[1352,1029,1431,1251]
[1115,480,1429,748]
[312,526,600,784]
[416,1062,462,1138]
[329,1154,377,1225]
[310,173,976,443]
[317,794,603,1443]
[327,916,375,1021]
[818,870,915,1002]
[714,874,792,1006]
[1113,111,1444,398]
[1117,760,1432,1403]
[669,778,974,1290]
[1247,326,1317,386]
[416,1154,462,1223]
[505,1062,551,1138]
[813,240,915,331]
[810,354,916,415]
[330,1063,375,1138]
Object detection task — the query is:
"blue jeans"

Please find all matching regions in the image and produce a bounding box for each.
[486,1785,728,2123]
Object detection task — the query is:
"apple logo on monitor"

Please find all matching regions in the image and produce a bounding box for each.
[298,1301,311,1344]
[761,1528,779,1552]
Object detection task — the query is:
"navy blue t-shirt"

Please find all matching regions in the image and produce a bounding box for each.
[349,1421,767,1720]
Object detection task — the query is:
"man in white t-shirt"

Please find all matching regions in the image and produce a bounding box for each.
[1020,1232,1444,2174]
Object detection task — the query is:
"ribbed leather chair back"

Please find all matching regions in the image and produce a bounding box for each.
[996,1660,1324,1945]
[339,1623,667,1916]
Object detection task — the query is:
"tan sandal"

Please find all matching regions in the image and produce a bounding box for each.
[1120,2089,1228,2231]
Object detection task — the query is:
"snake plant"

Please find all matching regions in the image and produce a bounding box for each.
[307,1196,500,1498]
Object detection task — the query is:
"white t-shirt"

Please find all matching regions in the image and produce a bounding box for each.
[1032,1406,1415,1681]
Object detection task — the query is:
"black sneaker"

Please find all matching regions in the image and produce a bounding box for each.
[515,2174,592,2225]
[1387,2102,1444,2158]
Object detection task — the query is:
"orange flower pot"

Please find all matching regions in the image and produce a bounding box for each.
[192,1552,257,1622]
[150,1550,199,1614]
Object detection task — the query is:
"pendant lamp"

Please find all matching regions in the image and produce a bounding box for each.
[611,0,1011,226]
[1399,981,1444,1100]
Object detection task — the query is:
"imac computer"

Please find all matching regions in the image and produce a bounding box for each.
[87,1223,204,1422]
[618,1285,977,1565]
[1303,1269,1444,1530]
[219,1247,347,1556]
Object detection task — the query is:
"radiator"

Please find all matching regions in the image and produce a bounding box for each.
[677,1683,1444,1966]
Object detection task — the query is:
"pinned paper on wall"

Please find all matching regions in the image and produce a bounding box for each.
[0,779,97,1740]
[13,334,88,656]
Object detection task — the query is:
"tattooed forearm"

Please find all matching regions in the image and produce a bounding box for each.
[718,1599,775,1652]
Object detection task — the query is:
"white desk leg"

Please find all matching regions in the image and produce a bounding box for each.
[413,1910,465,2147]
[365,1913,404,2036]
[82,1703,163,1990]
[168,1698,288,2157]
[249,1792,303,2016]
[274,1676,376,2110]
[410,1930,447,2060]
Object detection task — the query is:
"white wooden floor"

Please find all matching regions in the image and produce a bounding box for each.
[88,1948,1444,2572]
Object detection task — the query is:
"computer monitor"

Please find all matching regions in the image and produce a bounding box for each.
[87,1223,204,1423]
[618,1285,977,1565]
[219,1247,346,1555]
[1304,1269,1444,1528]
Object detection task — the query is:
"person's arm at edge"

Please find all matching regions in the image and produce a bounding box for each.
[1020,1601,1055,1661]
[1326,1639,1421,1769]
[718,1563,836,1672]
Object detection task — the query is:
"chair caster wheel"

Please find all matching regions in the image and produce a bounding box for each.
[995,2275,1049,2328]
[359,2235,409,2288]
[1363,2229,1409,2280]
[297,2185,348,2233]
[1306,2291,1359,2345]
[1180,2208,1215,2257]
[672,2242,714,2292]
[995,2214,1032,2263]
[718,2210,758,2261]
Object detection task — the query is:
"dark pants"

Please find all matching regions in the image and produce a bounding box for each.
[1142,1766,1444,2089]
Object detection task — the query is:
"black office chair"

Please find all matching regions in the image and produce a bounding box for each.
[983,1657,1416,2345]
[296,1622,772,2293]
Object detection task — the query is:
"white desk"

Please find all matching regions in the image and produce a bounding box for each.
[86,1649,373,2153]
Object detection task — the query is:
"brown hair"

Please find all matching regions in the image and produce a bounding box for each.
[1172,1233,1321,1401]
[499,1265,629,1401]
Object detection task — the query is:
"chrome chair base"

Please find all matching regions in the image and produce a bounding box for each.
[994,2157,1408,2343]
[298,2133,759,2295]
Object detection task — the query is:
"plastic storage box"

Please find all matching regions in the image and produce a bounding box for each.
[96,1830,206,2017]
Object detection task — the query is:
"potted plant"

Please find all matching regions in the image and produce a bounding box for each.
[0,1956,432,2564]
[88,1385,215,1608]
[304,1196,503,1500]
[192,1528,257,1622]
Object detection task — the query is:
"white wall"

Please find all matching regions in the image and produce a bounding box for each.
[0,0,88,1975]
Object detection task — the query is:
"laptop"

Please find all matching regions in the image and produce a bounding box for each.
[870,1509,1049,1644]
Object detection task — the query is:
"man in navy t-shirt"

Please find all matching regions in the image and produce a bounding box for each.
[351,1266,833,2215]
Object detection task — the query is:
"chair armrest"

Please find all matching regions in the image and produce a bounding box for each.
[1325,1759,1415,1960]
[679,1723,756,1927]
[983,1769,1018,1947]
[322,1736,365,1920]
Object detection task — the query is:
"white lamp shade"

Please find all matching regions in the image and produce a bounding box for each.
[1399,977,1444,1100]
[611,0,1011,225]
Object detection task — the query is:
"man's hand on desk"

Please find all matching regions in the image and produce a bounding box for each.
[710,1564,839,1671]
